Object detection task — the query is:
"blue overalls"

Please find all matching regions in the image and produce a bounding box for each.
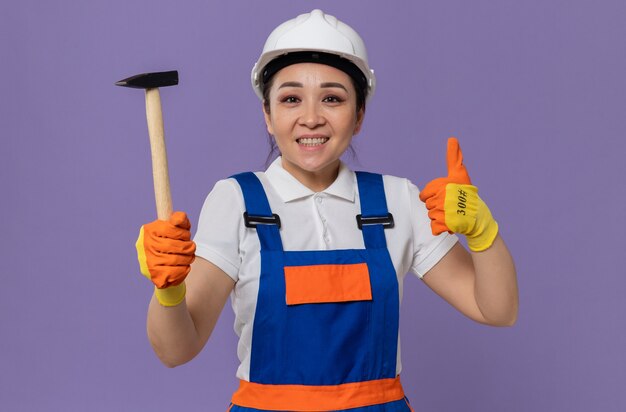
[228,171,413,412]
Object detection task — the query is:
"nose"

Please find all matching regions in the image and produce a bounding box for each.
[298,101,326,129]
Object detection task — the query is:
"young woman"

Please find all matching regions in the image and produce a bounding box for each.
[135,9,518,412]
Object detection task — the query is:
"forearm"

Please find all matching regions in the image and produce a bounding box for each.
[471,234,518,326]
[146,293,201,367]
[145,257,235,367]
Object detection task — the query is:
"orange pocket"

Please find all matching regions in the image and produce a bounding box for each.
[284,263,372,305]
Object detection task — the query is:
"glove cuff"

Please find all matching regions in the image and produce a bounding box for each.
[154,282,186,307]
[467,219,499,252]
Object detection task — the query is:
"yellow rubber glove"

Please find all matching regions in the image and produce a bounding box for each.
[135,211,196,306]
[419,137,499,252]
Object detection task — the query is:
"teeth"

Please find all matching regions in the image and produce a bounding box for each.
[298,137,329,146]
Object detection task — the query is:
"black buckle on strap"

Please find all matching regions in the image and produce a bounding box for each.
[244,212,282,229]
[356,213,395,230]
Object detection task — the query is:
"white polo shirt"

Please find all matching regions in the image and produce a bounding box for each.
[194,157,457,380]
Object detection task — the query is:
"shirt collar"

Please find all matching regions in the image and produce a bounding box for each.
[265,157,356,203]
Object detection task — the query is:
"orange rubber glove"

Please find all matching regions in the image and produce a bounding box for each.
[135,211,196,306]
[419,137,499,252]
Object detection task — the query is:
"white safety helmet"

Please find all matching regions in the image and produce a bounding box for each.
[251,9,376,102]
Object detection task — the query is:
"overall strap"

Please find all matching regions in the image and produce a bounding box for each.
[355,171,394,249]
[231,172,283,251]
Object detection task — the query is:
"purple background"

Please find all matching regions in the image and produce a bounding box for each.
[2,0,625,411]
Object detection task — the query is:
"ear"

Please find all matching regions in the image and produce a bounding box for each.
[263,101,274,135]
[353,108,365,135]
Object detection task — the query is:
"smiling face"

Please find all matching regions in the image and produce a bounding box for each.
[263,63,364,191]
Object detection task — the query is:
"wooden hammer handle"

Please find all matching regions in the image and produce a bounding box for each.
[145,88,173,221]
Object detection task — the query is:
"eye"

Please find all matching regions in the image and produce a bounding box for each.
[323,95,345,104]
[281,96,300,104]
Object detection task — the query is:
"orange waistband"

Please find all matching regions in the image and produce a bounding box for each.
[231,376,405,411]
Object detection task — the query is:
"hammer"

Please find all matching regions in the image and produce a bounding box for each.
[116,71,178,221]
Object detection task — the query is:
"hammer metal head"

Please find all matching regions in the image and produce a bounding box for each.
[115,70,179,89]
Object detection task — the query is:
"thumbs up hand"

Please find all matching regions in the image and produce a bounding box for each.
[419,138,499,252]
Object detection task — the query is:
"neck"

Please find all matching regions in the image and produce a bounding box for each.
[282,160,340,192]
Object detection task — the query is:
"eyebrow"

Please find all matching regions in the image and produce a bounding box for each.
[278,81,348,91]
[278,81,303,89]
[321,82,348,91]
